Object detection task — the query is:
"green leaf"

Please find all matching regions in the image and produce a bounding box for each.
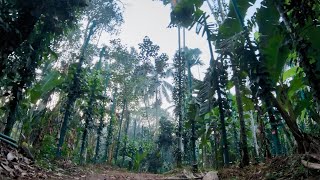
[217,0,255,40]
[282,66,298,81]
[288,76,304,99]
[29,71,64,103]
[254,32,261,42]
[256,0,289,84]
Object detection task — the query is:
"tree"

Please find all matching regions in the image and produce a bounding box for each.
[0,0,88,78]
[56,0,123,158]
[138,36,170,129]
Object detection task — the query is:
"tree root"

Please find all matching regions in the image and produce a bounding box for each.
[301,160,320,170]
[308,154,320,161]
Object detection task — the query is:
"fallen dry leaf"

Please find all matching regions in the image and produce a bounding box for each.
[0,163,14,173]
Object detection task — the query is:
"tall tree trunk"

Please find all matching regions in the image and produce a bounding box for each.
[143,96,151,130]
[211,122,219,169]
[176,26,184,168]
[214,59,230,166]
[250,111,259,158]
[4,86,21,136]
[122,104,130,167]
[114,98,126,165]
[216,86,230,166]
[56,21,96,158]
[270,94,320,153]
[94,110,104,162]
[265,98,281,156]
[254,99,271,159]
[56,95,76,157]
[231,57,249,167]
[155,74,161,131]
[3,34,42,135]
[105,89,117,162]
[204,18,230,166]
[232,121,240,160]
[79,117,89,164]
[80,78,97,164]
[133,117,137,140]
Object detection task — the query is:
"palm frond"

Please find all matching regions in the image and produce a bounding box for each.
[162,80,174,92]
[162,85,171,102]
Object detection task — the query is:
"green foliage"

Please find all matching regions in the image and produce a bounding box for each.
[37,135,56,160]
[133,150,148,171]
[147,150,163,173]
[29,70,64,104]
[170,0,204,27]
[1,0,320,176]
[256,0,289,84]
[157,117,174,149]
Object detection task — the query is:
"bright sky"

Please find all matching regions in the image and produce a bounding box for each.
[101,0,262,114]
[114,0,212,80]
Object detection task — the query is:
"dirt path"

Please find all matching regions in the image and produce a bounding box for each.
[77,170,165,180]
[41,164,167,180]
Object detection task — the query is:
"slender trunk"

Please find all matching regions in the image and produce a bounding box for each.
[215,61,230,166]
[253,97,271,159]
[94,112,104,162]
[187,54,197,170]
[155,83,159,129]
[191,106,197,172]
[133,117,137,140]
[114,99,126,165]
[265,98,281,156]
[211,123,219,169]
[216,83,229,166]
[80,83,96,164]
[232,121,240,160]
[79,117,89,164]
[56,56,84,158]
[176,26,183,168]
[4,86,21,135]
[105,89,117,162]
[270,94,320,153]
[231,57,249,166]
[250,111,259,158]
[56,95,76,157]
[143,96,151,130]
[122,105,130,166]
[204,18,230,166]
[94,48,108,162]
[56,22,96,158]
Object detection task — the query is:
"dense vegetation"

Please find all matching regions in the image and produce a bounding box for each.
[0,0,320,178]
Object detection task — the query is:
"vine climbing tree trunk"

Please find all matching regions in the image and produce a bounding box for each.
[114,98,126,165]
[56,21,96,158]
[122,104,130,167]
[105,89,117,162]
[230,56,249,167]
[80,75,97,164]
[265,98,281,156]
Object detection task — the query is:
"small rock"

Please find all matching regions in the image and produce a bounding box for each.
[203,171,219,180]
[7,152,16,161]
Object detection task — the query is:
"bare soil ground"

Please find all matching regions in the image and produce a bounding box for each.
[2,140,319,180]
